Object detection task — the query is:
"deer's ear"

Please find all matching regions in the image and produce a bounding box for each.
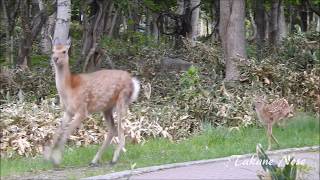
[66,37,71,50]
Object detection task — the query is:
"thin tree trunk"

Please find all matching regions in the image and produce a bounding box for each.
[1,0,11,65]
[1,0,20,67]
[299,1,308,32]
[152,13,159,41]
[255,0,266,60]
[269,0,286,46]
[248,10,257,42]
[17,0,49,68]
[317,15,320,32]
[219,0,247,81]
[211,0,219,42]
[17,0,33,69]
[269,0,279,45]
[41,12,56,54]
[278,4,286,41]
[81,0,111,72]
[53,0,71,44]
[145,9,151,35]
[108,10,118,37]
[189,0,201,46]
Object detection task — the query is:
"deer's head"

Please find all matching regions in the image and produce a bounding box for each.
[52,38,71,67]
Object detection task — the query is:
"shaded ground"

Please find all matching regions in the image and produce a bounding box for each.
[4,147,319,180]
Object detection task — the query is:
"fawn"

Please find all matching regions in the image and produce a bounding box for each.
[253,96,293,150]
[45,39,140,166]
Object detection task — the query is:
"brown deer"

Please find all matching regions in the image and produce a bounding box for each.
[253,96,293,150]
[45,39,140,167]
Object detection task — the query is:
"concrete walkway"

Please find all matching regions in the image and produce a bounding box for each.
[84,146,319,180]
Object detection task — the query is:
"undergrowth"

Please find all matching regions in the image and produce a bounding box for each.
[1,113,318,178]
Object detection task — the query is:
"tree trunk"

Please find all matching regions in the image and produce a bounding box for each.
[1,0,20,67]
[145,9,151,35]
[17,1,48,68]
[269,0,279,45]
[299,1,308,32]
[1,0,11,65]
[255,0,266,60]
[40,12,56,54]
[248,10,257,42]
[81,0,111,72]
[211,0,220,42]
[219,0,246,81]
[188,0,201,46]
[152,13,159,41]
[278,4,286,40]
[317,15,320,32]
[269,0,286,46]
[290,6,299,33]
[53,0,71,44]
[108,9,118,37]
[177,0,184,15]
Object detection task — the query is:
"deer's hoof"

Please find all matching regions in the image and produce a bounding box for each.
[89,162,100,167]
[109,161,117,166]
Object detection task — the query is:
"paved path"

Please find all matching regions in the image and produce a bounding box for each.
[85,146,319,180]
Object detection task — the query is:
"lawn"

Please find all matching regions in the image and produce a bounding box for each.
[1,113,319,178]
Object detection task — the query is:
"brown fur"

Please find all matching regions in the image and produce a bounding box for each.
[254,96,293,150]
[70,74,81,89]
[46,43,139,166]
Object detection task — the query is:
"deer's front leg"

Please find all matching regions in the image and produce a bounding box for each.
[44,112,71,162]
[51,112,85,166]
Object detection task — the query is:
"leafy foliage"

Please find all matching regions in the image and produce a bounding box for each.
[257,144,298,180]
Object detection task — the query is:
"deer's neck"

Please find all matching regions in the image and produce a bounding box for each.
[54,64,72,95]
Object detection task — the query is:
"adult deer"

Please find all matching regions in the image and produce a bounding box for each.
[45,39,140,166]
[253,96,293,150]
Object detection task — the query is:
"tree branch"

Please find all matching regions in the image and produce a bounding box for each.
[306,0,320,16]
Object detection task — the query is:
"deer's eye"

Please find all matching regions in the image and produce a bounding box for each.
[62,51,66,54]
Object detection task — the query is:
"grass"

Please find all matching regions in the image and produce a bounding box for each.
[1,113,319,178]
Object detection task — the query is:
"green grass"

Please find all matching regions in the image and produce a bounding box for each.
[1,113,319,178]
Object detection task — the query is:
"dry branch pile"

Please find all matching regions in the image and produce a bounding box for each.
[0,99,170,158]
[1,37,319,157]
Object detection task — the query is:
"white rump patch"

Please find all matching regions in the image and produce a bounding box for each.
[130,77,140,102]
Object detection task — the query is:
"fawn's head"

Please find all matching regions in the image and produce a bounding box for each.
[52,38,71,67]
[253,95,267,110]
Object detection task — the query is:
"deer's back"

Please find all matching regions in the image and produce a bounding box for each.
[67,70,133,113]
[260,98,291,124]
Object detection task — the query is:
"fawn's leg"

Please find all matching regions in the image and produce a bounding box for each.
[111,95,128,164]
[271,134,280,146]
[90,109,117,166]
[267,124,272,150]
[50,112,85,166]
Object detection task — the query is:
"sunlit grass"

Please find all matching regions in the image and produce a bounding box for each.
[1,113,319,178]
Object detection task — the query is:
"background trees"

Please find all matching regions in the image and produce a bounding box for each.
[0,0,319,160]
[0,0,319,78]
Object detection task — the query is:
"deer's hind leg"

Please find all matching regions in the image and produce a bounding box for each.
[111,92,130,164]
[90,109,117,166]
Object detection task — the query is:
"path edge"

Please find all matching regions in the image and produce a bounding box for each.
[83,146,320,180]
